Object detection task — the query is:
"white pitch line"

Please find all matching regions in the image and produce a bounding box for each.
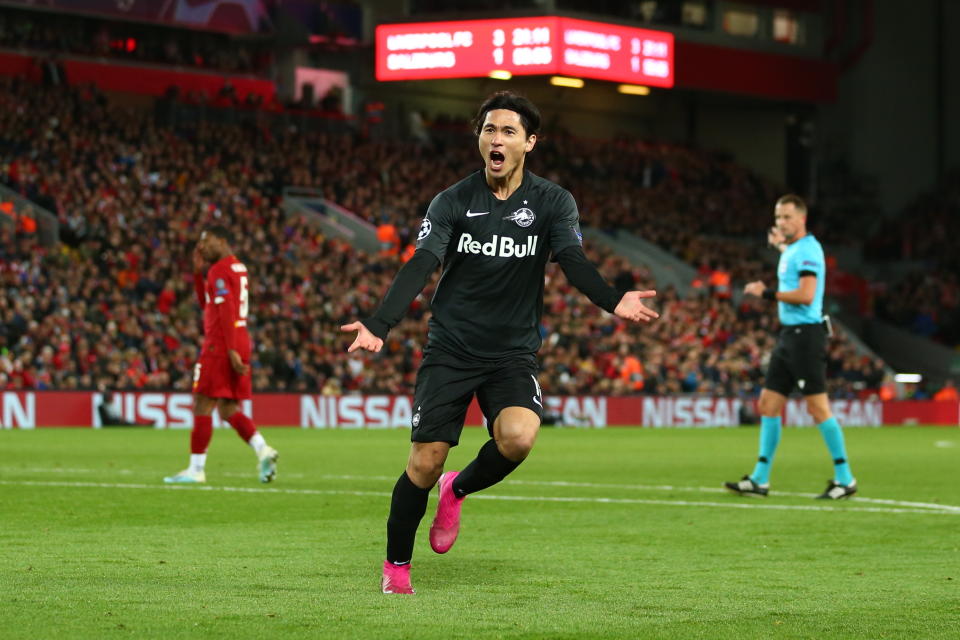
[220,471,307,479]
[4,468,959,514]
[0,479,391,498]
[0,467,302,479]
[1,479,956,516]
[2,467,134,475]
[313,474,960,514]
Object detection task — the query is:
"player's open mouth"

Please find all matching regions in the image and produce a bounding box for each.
[489,151,505,171]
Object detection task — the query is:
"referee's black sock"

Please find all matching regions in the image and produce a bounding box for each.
[386,471,430,565]
[452,439,521,498]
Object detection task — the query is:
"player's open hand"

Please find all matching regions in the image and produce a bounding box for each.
[341,321,384,353]
[228,349,250,376]
[744,281,767,297]
[614,290,659,323]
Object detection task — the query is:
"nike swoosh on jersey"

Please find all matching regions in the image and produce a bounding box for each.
[466,210,490,217]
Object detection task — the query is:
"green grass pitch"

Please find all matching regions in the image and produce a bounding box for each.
[1,426,958,639]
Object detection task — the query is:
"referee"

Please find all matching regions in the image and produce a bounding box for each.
[725,195,856,500]
[341,91,660,594]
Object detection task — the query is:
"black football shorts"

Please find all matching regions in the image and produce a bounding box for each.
[764,323,828,396]
[410,350,543,446]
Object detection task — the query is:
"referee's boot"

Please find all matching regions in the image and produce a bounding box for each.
[815,479,857,500]
[724,475,769,497]
[429,471,464,553]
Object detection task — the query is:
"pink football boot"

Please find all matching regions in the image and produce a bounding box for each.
[429,471,465,554]
[381,560,415,594]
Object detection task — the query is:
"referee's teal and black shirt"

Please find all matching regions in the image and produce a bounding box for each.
[777,234,825,325]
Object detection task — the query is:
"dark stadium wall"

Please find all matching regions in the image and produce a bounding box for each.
[362,77,788,185]
[944,0,960,176]
[819,0,950,212]
[361,76,676,137]
[692,102,788,185]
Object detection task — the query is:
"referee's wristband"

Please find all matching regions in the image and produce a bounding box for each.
[762,289,777,301]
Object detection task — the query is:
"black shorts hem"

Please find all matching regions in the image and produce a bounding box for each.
[479,403,543,438]
[411,436,462,446]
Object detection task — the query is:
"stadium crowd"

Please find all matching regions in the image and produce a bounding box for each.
[866,173,960,346]
[0,78,885,398]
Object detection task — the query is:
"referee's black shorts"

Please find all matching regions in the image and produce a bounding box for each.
[764,322,828,397]
[410,349,543,446]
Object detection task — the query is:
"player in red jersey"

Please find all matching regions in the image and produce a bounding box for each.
[164,226,279,484]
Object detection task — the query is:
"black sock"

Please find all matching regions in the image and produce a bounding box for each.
[386,471,430,565]
[452,439,521,498]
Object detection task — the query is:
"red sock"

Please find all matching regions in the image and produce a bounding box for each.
[226,411,256,442]
[191,415,213,454]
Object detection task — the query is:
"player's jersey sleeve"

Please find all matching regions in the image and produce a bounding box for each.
[207,264,233,306]
[548,188,583,261]
[415,192,458,261]
[796,239,824,278]
[207,263,239,351]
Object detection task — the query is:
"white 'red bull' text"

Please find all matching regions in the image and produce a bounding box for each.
[456,233,538,258]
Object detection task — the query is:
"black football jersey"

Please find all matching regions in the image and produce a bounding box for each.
[416,170,583,361]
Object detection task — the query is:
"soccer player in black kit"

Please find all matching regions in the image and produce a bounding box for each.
[341,91,660,594]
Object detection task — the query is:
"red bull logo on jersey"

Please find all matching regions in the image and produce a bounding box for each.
[456,233,538,258]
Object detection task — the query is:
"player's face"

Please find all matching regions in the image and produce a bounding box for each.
[774,203,806,241]
[198,232,223,261]
[478,109,536,179]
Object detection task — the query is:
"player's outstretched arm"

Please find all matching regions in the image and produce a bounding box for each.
[342,250,441,351]
[341,321,384,353]
[613,290,659,323]
[556,245,658,322]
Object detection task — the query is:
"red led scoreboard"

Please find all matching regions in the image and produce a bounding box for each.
[376,17,674,87]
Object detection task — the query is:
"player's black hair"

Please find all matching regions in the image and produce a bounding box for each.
[473,91,541,138]
[205,225,234,245]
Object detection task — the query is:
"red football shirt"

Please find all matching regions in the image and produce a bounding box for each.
[195,255,251,359]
